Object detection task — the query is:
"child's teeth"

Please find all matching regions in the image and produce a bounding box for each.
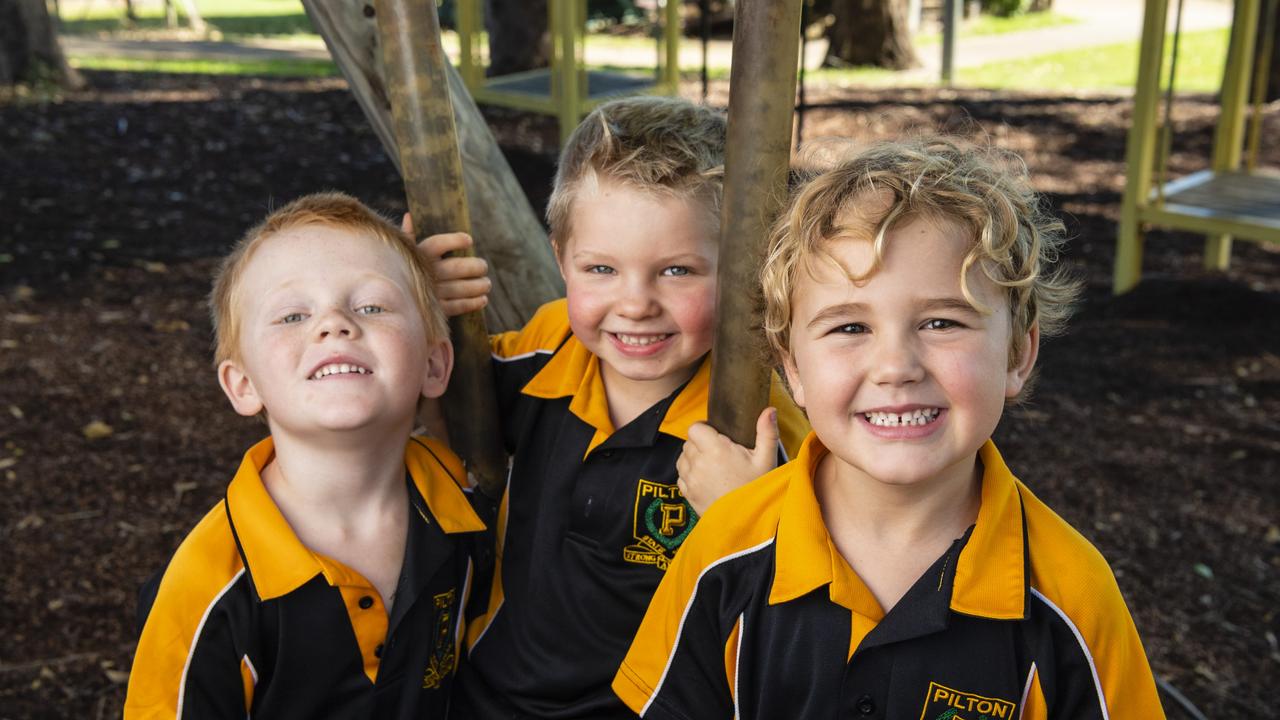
[864,408,941,426]
[311,363,370,380]
[616,333,667,347]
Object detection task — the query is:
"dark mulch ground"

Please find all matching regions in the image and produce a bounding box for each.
[1,71,1277,718]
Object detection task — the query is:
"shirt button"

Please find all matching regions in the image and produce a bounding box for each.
[856,695,876,715]
[374,643,384,658]
[358,595,374,609]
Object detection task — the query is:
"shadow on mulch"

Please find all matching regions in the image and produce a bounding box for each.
[1,71,1277,718]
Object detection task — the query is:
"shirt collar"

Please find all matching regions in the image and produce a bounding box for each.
[950,440,1028,619]
[767,434,1028,620]
[768,433,881,617]
[520,331,713,453]
[226,436,485,601]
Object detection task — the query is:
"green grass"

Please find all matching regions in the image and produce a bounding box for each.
[915,11,1079,45]
[959,27,1230,92]
[68,55,337,77]
[58,0,315,38]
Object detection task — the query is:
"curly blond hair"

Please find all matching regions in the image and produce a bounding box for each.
[546,96,726,249]
[761,137,1081,388]
[209,192,448,367]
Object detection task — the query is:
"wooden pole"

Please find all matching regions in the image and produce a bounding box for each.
[707,0,803,448]
[302,0,563,333]
[372,0,507,498]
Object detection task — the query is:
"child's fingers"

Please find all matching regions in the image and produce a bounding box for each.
[401,212,414,235]
[685,421,721,451]
[436,277,492,301]
[440,295,488,317]
[433,256,489,282]
[418,231,473,257]
[676,447,691,479]
[751,408,780,460]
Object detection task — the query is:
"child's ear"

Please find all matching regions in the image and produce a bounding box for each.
[781,351,807,409]
[551,239,567,279]
[420,338,454,400]
[1005,323,1040,398]
[218,359,265,417]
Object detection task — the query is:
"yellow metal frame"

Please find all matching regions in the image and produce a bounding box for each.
[456,0,682,144]
[1114,0,1279,293]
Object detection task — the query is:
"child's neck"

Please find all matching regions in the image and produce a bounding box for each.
[260,424,414,610]
[600,361,698,429]
[264,428,409,510]
[815,453,982,614]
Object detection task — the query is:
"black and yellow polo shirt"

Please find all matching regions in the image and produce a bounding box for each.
[615,432,1166,720]
[453,299,808,720]
[124,435,486,720]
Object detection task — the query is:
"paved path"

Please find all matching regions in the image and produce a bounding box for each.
[911,0,1232,77]
[61,0,1234,79]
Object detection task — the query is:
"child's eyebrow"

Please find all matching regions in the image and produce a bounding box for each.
[806,302,869,328]
[918,297,981,314]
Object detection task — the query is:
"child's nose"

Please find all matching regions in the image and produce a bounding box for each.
[616,282,660,318]
[316,308,360,339]
[868,336,925,386]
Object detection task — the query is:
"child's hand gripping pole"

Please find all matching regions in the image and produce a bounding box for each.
[374,0,506,499]
[678,408,780,516]
[707,0,804,449]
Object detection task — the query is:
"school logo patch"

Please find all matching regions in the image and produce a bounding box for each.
[623,479,697,570]
[421,589,457,690]
[918,682,1017,720]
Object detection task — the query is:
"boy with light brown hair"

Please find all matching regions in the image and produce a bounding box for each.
[125,192,486,719]
[614,137,1166,719]
[424,96,808,719]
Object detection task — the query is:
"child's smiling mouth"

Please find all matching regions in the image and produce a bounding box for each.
[862,408,942,427]
[309,362,372,380]
[609,332,672,347]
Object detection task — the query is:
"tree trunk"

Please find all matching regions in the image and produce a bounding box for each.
[484,0,550,76]
[303,0,562,333]
[822,0,919,70]
[1028,0,1053,12]
[0,0,81,88]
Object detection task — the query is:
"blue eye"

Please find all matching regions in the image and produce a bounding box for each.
[923,318,960,330]
[356,305,385,315]
[281,312,306,324]
[835,323,867,334]
[586,265,615,275]
[662,266,691,277]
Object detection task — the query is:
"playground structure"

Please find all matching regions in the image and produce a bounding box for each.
[1115,0,1280,293]
[455,0,683,143]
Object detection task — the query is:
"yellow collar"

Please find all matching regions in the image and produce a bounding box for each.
[521,331,712,454]
[767,433,1027,620]
[226,436,485,601]
[950,441,1027,619]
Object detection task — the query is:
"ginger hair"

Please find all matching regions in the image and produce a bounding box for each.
[209,191,448,367]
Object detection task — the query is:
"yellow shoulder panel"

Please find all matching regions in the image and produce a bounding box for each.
[1020,483,1165,718]
[490,298,572,360]
[124,502,246,717]
[615,466,790,713]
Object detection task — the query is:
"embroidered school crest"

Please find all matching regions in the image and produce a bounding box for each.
[623,479,698,570]
[918,682,1017,720]
[421,589,457,690]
